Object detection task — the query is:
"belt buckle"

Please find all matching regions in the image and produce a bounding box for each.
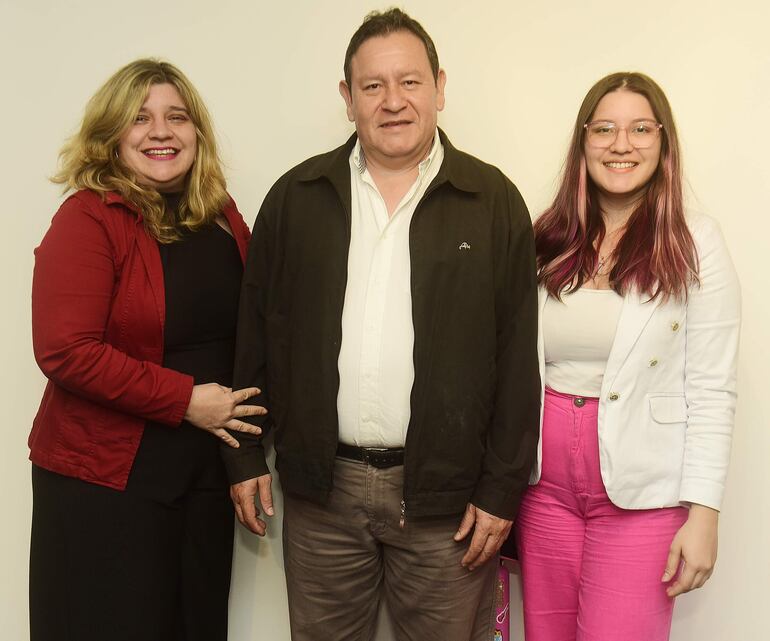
[362,447,385,467]
[362,447,401,468]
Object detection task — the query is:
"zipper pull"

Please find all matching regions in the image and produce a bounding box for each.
[399,500,406,528]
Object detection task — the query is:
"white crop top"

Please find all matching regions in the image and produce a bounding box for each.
[543,288,623,397]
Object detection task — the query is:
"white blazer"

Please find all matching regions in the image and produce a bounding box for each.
[529,213,741,511]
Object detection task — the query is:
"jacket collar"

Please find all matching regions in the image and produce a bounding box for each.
[102,192,247,264]
[432,129,483,194]
[103,190,143,218]
[296,128,483,199]
[101,191,248,326]
[296,133,356,217]
[221,198,250,264]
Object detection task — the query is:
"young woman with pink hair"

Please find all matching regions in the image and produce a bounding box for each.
[514,72,741,640]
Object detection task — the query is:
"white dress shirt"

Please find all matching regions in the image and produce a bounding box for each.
[337,131,444,447]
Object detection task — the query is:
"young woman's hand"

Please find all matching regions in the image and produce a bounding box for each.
[184,383,266,447]
[662,504,719,597]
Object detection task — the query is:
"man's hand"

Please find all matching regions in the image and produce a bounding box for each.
[453,503,512,570]
[230,474,275,536]
[663,504,719,597]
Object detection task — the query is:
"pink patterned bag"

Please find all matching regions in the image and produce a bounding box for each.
[493,562,510,641]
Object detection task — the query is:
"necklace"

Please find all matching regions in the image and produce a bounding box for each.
[593,222,625,279]
[593,254,611,278]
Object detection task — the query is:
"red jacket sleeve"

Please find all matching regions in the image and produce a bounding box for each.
[32,195,193,426]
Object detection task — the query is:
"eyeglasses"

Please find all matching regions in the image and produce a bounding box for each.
[583,119,663,149]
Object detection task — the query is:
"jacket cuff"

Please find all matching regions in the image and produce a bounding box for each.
[166,374,195,427]
[220,441,270,484]
[678,482,723,512]
[470,479,524,521]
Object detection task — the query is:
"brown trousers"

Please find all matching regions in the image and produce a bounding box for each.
[282,457,498,641]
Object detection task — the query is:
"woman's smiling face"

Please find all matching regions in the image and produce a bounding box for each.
[584,89,662,205]
[118,83,197,192]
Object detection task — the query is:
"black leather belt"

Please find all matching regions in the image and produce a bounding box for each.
[336,443,405,468]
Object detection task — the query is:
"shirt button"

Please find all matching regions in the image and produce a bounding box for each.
[649,358,659,367]
[671,321,680,332]
[609,392,620,401]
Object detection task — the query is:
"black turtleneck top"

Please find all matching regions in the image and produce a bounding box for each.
[157,195,243,403]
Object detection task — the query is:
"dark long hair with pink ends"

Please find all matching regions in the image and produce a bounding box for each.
[534,72,698,301]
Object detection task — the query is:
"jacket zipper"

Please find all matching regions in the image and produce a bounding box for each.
[399,181,444,530]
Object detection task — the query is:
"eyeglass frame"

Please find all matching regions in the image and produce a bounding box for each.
[583,119,664,149]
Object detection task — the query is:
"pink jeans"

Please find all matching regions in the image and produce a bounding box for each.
[516,388,687,641]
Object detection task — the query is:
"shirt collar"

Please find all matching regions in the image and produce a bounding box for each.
[351,128,442,177]
[297,129,481,197]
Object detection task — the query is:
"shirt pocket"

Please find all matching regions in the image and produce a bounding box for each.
[648,393,688,424]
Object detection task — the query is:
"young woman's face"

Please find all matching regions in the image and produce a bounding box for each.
[583,90,662,204]
[118,83,197,192]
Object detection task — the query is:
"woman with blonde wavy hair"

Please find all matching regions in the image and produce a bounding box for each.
[513,72,740,640]
[29,59,263,641]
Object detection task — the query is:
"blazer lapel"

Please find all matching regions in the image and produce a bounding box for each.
[603,289,659,389]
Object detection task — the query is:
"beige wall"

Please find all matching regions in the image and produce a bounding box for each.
[2,0,768,639]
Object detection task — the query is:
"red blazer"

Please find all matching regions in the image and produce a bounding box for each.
[29,189,251,490]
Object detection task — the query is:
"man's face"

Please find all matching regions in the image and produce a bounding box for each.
[339,30,446,170]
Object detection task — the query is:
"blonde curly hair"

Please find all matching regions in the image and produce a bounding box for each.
[53,58,228,243]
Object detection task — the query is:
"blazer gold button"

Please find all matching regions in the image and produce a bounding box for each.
[609,392,619,401]
[671,321,680,332]
[649,359,659,367]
